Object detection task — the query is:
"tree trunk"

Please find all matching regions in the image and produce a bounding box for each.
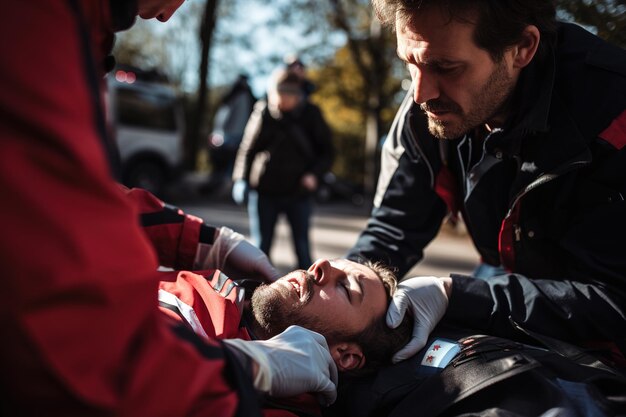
[328,0,386,197]
[363,17,382,198]
[186,0,219,170]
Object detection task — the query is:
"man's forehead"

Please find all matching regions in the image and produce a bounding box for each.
[331,259,386,302]
[396,43,464,65]
[395,3,478,33]
[331,259,376,277]
[395,9,478,61]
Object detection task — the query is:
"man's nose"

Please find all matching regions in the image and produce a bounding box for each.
[308,259,334,285]
[413,68,439,104]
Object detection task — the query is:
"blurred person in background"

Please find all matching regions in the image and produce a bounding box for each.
[232,68,334,270]
[204,74,256,195]
[284,53,316,98]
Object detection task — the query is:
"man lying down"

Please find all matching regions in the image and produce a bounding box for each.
[158,259,626,417]
[156,258,412,417]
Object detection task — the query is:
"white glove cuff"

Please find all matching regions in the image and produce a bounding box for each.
[223,339,272,392]
[433,277,450,306]
[205,226,244,271]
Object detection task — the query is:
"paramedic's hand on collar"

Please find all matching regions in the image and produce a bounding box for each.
[196,226,280,282]
[387,276,451,363]
[223,326,339,405]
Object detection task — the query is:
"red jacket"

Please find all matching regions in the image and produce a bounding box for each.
[158,270,321,417]
[0,1,257,416]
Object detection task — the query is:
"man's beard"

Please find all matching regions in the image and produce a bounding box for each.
[250,273,327,338]
[422,59,514,139]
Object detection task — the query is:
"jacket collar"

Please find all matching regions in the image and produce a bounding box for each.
[492,30,592,177]
[509,43,555,137]
[486,40,556,159]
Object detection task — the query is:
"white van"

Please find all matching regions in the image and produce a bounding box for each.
[107,69,185,196]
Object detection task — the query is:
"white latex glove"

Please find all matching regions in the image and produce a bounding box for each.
[223,325,338,405]
[387,276,449,363]
[197,226,280,282]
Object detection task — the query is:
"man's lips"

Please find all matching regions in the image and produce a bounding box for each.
[286,272,305,300]
[288,277,302,298]
[426,110,453,119]
[284,271,313,302]
[421,101,460,119]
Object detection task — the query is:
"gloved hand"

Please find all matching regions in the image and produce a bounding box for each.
[387,276,449,363]
[223,325,338,405]
[232,179,249,205]
[200,226,279,282]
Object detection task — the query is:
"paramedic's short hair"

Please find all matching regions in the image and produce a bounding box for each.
[371,0,556,61]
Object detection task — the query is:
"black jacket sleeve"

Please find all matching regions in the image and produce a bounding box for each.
[232,100,266,182]
[347,95,447,277]
[305,102,334,179]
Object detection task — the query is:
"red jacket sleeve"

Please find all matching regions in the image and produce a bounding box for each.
[123,186,219,270]
[0,2,257,416]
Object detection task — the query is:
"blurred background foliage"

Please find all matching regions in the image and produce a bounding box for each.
[114,0,625,193]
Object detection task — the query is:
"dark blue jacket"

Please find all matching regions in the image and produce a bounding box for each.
[348,23,626,353]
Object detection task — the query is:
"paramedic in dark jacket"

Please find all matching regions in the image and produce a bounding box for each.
[347,0,626,366]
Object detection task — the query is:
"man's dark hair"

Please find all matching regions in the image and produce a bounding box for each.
[324,261,413,375]
[372,0,557,61]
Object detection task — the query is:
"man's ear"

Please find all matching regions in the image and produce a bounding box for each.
[330,343,365,372]
[510,25,540,69]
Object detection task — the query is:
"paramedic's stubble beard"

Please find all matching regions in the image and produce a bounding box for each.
[251,271,321,339]
[422,57,514,139]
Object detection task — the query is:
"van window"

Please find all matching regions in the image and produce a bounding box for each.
[116,87,178,132]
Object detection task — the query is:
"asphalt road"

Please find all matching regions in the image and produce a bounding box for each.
[170,187,480,279]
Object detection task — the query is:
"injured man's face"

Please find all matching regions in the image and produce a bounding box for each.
[250,258,410,372]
